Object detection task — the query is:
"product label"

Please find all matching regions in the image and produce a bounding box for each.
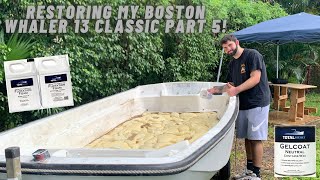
[10,78,35,106]
[11,78,33,88]
[45,74,67,83]
[274,126,316,177]
[44,74,69,102]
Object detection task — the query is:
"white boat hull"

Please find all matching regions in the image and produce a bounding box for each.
[0,82,238,180]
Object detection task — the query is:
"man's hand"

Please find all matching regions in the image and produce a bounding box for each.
[207,87,222,94]
[226,82,239,96]
[208,82,235,95]
[207,86,224,94]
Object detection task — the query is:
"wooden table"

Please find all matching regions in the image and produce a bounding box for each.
[270,83,317,121]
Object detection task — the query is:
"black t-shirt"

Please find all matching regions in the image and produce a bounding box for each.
[227,48,271,110]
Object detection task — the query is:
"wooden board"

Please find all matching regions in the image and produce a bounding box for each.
[269,83,317,89]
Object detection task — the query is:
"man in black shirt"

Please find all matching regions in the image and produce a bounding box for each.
[208,34,270,179]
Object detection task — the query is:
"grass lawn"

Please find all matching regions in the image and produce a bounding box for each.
[230,92,320,180]
[305,92,320,116]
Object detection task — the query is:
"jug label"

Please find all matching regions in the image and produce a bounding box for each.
[45,74,67,83]
[44,74,70,102]
[11,78,34,106]
[7,77,40,111]
[11,78,34,88]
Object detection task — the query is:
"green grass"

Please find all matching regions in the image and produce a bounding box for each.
[305,92,320,116]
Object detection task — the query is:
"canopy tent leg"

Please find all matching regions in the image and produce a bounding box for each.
[276,44,279,78]
[217,48,224,82]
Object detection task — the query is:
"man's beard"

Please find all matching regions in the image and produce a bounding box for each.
[228,45,238,56]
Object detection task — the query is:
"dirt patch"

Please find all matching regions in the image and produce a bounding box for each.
[230,138,276,179]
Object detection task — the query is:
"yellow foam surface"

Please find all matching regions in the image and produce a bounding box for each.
[86,112,219,149]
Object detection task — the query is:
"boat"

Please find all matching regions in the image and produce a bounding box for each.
[0,82,239,180]
[284,129,304,136]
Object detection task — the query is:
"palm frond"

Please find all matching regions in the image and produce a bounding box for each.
[6,33,35,61]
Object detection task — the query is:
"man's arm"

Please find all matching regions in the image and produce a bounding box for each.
[227,70,261,96]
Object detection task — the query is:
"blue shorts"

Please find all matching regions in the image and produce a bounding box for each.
[236,105,269,140]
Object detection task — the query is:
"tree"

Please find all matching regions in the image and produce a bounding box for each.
[273,0,320,14]
[0,0,287,131]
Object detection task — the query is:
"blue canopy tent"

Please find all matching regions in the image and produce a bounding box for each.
[216,12,320,81]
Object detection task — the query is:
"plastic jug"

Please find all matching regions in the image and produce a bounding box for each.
[35,55,74,108]
[4,59,41,113]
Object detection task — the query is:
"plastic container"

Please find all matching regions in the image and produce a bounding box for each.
[35,55,74,108]
[4,59,41,113]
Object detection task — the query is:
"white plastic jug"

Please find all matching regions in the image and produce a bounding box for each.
[35,55,74,108]
[4,59,41,113]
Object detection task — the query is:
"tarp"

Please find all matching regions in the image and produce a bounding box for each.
[233,12,320,44]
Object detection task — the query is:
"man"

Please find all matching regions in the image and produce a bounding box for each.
[208,34,270,179]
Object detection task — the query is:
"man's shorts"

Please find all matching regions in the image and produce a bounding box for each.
[236,105,269,140]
